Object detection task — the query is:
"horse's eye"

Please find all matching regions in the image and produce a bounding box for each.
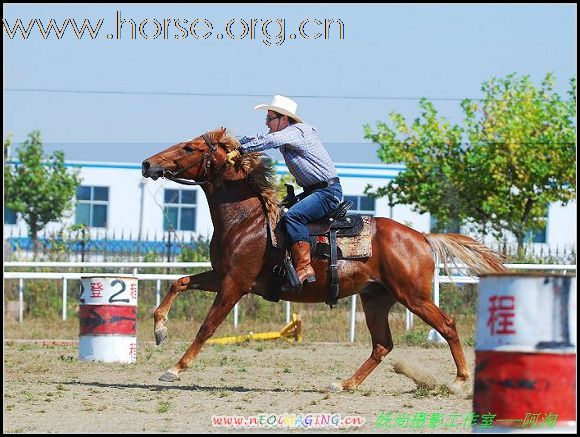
[183,145,193,152]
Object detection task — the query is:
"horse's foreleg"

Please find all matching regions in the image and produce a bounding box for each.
[159,277,243,382]
[333,287,396,392]
[154,270,219,345]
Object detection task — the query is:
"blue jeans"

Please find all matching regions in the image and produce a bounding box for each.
[284,183,343,244]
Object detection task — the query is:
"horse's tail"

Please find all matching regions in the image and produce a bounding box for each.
[424,233,507,276]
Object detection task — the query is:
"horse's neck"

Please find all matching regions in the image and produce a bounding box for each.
[202,180,266,234]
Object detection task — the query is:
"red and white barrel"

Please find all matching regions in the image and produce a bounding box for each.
[474,273,576,432]
[79,275,138,364]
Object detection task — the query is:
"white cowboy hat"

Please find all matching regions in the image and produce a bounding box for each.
[254,95,304,123]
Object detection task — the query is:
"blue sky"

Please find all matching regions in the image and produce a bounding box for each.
[3,4,577,150]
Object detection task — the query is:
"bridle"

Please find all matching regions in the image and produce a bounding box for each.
[163,133,226,186]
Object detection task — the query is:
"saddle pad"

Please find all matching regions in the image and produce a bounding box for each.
[311,216,374,259]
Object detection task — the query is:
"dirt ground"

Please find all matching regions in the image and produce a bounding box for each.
[3,338,476,434]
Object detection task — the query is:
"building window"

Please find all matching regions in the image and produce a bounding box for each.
[525,209,548,244]
[525,221,547,243]
[526,228,547,244]
[4,207,17,225]
[344,195,375,215]
[75,186,109,228]
[430,215,461,233]
[163,189,197,231]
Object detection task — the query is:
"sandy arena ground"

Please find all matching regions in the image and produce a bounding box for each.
[3,339,476,434]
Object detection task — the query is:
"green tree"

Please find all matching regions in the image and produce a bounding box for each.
[4,134,11,162]
[4,130,82,255]
[364,73,576,253]
[275,171,298,201]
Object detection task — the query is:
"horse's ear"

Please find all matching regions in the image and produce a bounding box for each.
[214,127,226,141]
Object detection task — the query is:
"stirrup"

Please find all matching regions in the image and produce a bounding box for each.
[283,255,303,292]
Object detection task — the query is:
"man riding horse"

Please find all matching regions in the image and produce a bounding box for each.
[226,95,343,289]
[142,118,506,390]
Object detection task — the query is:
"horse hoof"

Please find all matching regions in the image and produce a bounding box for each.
[159,371,180,382]
[450,379,472,398]
[328,382,343,392]
[154,326,168,345]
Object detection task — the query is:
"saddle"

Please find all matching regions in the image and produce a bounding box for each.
[266,184,369,307]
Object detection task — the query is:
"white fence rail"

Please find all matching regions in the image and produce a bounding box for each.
[4,262,576,343]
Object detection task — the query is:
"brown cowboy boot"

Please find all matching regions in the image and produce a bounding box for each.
[290,241,316,284]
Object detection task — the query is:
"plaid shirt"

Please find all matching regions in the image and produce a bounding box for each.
[238,122,337,187]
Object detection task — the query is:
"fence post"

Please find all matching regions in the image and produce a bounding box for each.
[19,278,24,323]
[349,294,357,343]
[427,254,446,343]
[62,277,68,321]
[406,308,413,331]
[156,279,161,307]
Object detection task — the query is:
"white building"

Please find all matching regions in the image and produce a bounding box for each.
[4,142,577,253]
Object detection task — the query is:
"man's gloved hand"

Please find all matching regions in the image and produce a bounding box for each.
[226,150,241,166]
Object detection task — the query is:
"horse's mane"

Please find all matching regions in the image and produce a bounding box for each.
[212,128,281,224]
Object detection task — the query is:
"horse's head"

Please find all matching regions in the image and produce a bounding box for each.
[142,128,235,186]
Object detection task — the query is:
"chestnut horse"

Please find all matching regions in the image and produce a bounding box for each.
[142,127,506,392]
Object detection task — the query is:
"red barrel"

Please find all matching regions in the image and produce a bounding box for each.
[79,275,138,364]
[474,273,576,432]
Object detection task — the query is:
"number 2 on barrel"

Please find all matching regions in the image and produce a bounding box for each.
[109,279,130,303]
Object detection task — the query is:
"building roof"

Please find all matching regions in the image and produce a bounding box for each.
[32,141,385,166]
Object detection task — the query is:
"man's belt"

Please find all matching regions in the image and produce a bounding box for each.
[303,177,340,195]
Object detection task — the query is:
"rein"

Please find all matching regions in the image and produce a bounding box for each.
[164,134,227,186]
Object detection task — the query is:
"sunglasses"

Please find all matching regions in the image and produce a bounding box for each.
[266,114,283,123]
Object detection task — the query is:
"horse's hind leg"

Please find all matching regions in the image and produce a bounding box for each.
[154,270,219,345]
[333,285,396,391]
[399,288,470,387]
